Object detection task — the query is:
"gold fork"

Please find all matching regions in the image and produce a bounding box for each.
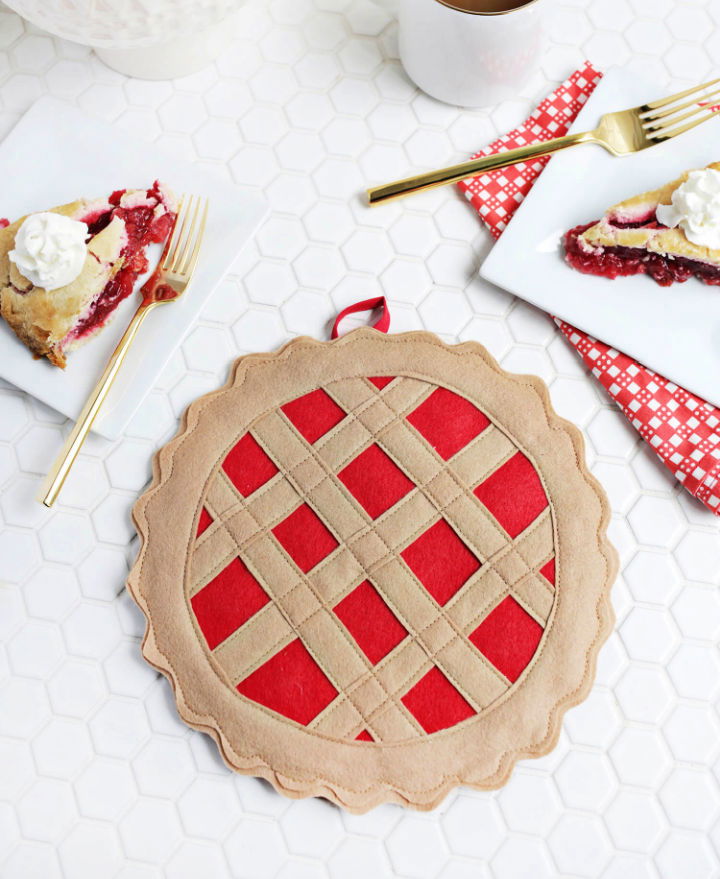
[367,77,720,206]
[40,194,209,508]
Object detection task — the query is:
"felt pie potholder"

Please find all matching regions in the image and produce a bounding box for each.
[129,323,617,813]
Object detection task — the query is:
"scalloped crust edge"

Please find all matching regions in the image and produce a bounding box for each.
[127,330,618,813]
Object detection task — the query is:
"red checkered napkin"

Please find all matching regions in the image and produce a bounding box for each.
[459,61,720,515]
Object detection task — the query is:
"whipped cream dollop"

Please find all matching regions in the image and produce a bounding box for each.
[656,168,720,250]
[9,212,89,291]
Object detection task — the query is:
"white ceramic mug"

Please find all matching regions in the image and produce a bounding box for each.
[398,0,545,108]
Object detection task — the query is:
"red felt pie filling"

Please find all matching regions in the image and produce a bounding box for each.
[64,182,175,344]
[565,220,720,287]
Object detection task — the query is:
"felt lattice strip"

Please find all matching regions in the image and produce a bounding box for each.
[130,330,616,812]
[201,491,417,738]
[192,374,558,743]
[193,379,552,728]
[194,378,564,742]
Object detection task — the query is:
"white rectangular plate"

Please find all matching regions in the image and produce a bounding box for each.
[0,96,268,440]
[480,67,720,409]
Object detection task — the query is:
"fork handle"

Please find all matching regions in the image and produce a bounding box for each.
[367,129,597,206]
[40,300,158,507]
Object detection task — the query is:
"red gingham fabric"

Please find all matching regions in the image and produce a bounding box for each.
[458,61,720,515]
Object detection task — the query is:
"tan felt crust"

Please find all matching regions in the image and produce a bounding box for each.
[579,161,720,262]
[128,330,617,813]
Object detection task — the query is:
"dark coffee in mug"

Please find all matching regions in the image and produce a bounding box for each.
[438,0,538,12]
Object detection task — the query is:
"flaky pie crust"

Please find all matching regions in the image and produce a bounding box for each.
[579,161,720,264]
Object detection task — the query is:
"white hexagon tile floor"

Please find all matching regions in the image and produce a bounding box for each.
[1,0,720,877]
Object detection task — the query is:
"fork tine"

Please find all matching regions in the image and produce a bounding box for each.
[163,195,195,271]
[650,111,717,143]
[171,196,202,276]
[641,86,720,122]
[179,199,208,280]
[644,100,718,133]
[177,198,207,277]
[166,195,197,273]
[161,195,188,270]
[161,195,189,271]
[642,77,720,111]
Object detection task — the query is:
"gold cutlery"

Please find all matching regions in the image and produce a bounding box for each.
[367,77,720,206]
[40,194,209,508]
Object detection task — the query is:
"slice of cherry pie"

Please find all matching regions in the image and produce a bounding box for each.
[565,162,720,287]
[0,181,176,368]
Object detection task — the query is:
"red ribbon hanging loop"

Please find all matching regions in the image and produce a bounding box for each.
[331,296,391,339]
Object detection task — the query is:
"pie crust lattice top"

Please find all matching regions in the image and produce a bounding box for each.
[191,374,555,743]
[129,330,616,812]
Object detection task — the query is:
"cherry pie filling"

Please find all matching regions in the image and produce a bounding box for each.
[565,216,720,287]
[64,182,175,344]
